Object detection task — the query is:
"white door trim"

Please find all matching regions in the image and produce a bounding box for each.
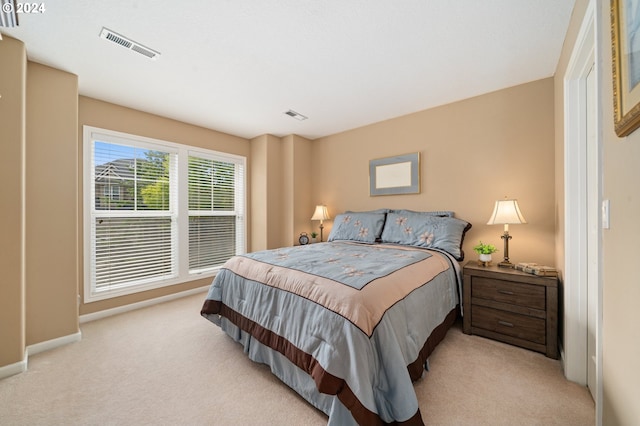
[562,0,602,423]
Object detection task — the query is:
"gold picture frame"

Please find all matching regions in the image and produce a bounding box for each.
[611,0,640,136]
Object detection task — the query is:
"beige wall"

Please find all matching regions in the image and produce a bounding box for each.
[312,78,556,266]
[250,134,283,250]
[0,40,79,371]
[290,135,313,242]
[0,36,26,368]
[78,97,250,315]
[251,134,314,250]
[251,134,269,251]
[554,0,640,423]
[281,135,313,245]
[26,62,79,345]
[599,1,640,423]
[281,135,295,244]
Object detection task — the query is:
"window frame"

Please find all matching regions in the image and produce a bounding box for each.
[102,185,120,199]
[187,149,245,275]
[83,126,246,303]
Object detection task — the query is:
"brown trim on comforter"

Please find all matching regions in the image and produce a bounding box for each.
[201,301,458,425]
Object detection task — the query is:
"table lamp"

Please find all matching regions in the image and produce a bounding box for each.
[311,205,330,242]
[487,198,527,268]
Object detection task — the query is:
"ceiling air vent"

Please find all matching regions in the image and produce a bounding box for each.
[99,27,160,60]
[284,109,308,121]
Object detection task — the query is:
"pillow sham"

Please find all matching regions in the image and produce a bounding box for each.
[345,208,391,214]
[328,212,386,244]
[380,212,471,260]
[389,209,455,218]
[344,209,390,240]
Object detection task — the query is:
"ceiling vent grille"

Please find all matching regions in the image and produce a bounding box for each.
[284,109,308,121]
[99,27,160,60]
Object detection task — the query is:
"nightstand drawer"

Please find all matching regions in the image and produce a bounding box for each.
[473,277,545,310]
[472,305,545,345]
[463,262,558,358]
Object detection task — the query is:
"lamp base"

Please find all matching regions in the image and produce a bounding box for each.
[499,232,514,268]
[497,260,514,268]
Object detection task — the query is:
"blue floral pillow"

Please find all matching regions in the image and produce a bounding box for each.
[380,212,471,260]
[328,213,386,243]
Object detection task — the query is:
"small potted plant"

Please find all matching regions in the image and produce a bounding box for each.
[310,231,318,243]
[473,241,498,264]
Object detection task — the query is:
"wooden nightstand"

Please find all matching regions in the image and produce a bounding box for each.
[463,262,558,359]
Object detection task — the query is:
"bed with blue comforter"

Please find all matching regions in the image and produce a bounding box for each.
[201,210,470,425]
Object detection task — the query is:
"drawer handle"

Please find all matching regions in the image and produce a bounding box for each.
[498,289,515,295]
[498,320,514,328]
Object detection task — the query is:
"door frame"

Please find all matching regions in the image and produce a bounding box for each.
[563,0,602,423]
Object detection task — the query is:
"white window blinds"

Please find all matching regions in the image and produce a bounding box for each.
[90,141,178,293]
[84,127,246,302]
[188,154,245,273]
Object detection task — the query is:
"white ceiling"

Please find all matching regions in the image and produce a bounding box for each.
[2,0,575,140]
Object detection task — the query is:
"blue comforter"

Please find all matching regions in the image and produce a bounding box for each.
[201,241,460,425]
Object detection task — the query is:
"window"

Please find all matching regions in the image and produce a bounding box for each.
[188,155,243,272]
[102,185,120,200]
[84,126,246,302]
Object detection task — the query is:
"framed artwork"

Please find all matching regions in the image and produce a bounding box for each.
[611,0,640,136]
[369,153,420,196]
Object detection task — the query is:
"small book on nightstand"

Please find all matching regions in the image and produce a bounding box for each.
[515,262,558,277]
[515,262,538,271]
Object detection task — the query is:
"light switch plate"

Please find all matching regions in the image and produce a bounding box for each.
[602,199,610,229]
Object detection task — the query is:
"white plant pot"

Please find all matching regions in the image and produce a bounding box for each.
[479,253,492,262]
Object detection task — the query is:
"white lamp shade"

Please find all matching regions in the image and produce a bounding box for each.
[487,199,527,225]
[311,205,330,222]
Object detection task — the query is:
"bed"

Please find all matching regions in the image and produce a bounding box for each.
[201,209,471,425]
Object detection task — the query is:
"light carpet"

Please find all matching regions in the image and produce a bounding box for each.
[0,293,594,425]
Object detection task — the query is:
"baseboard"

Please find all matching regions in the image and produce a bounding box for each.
[1,286,208,380]
[0,355,28,380]
[79,285,209,324]
[559,342,566,376]
[26,331,82,357]
[0,330,84,381]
